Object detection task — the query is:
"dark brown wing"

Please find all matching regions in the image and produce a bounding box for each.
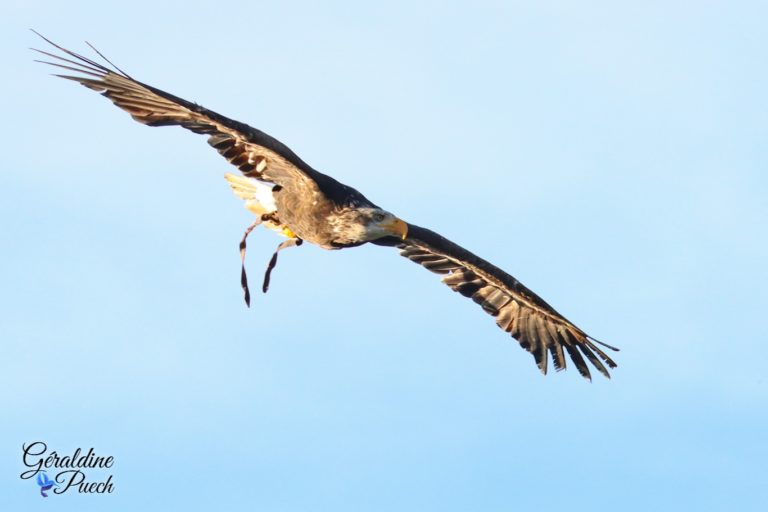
[376,225,618,380]
[31,32,326,195]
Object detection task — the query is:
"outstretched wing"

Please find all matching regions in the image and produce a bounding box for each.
[31,32,322,194]
[375,225,618,380]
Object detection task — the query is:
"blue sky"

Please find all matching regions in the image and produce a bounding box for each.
[2,1,767,510]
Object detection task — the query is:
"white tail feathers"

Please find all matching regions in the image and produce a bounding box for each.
[224,173,278,216]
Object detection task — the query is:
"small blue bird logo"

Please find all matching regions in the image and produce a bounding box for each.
[35,471,57,497]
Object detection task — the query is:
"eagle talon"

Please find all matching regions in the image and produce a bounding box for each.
[261,212,279,223]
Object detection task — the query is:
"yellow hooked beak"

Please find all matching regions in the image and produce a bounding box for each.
[382,217,409,240]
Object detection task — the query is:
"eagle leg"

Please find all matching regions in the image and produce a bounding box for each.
[262,238,303,294]
[239,218,263,307]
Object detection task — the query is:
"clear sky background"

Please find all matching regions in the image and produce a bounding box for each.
[2,1,766,510]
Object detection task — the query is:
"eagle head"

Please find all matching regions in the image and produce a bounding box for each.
[362,208,409,241]
[330,207,408,245]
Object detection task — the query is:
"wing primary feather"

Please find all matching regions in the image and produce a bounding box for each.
[584,339,618,368]
[31,46,102,71]
[588,336,620,352]
[31,29,114,76]
[532,321,548,375]
[535,318,562,372]
[564,344,592,381]
[544,322,567,371]
[32,57,104,78]
[577,344,611,379]
[85,40,131,77]
[51,75,107,91]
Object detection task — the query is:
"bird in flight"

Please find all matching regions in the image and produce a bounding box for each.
[32,31,618,380]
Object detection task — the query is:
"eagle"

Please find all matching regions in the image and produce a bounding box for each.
[32,32,618,380]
